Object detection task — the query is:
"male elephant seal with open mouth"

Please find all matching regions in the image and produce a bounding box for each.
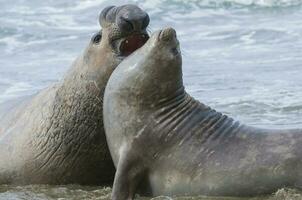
[104,27,302,199]
[0,4,149,185]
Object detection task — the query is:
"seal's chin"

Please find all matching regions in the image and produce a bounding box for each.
[115,34,149,57]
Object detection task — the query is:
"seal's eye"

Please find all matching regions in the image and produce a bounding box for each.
[92,31,102,44]
[170,43,180,56]
[171,48,178,56]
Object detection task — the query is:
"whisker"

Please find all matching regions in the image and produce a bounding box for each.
[147,26,153,34]
[181,48,189,57]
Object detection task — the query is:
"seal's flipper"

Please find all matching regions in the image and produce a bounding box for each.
[112,147,146,200]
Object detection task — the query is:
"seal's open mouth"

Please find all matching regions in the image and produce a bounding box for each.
[114,34,149,57]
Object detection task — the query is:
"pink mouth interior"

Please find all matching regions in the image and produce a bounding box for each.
[119,34,149,56]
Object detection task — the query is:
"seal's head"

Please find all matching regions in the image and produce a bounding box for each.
[106,27,182,107]
[147,27,181,60]
[96,4,149,57]
[82,5,150,85]
[139,27,182,99]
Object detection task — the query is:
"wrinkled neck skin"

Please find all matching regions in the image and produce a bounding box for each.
[18,30,120,184]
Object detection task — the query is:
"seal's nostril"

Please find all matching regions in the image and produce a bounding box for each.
[167,28,176,38]
[117,7,149,32]
[160,27,177,41]
[118,17,134,32]
[118,15,149,32]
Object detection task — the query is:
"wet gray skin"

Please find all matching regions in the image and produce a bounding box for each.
[0,4,149,185]
[103,27,302,199]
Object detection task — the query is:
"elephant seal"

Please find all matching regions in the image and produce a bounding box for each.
[0,4,149,185]
[103,27,302,199]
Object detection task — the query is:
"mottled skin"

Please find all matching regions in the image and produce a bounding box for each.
[0,4,149,185]
[103,28,302,199]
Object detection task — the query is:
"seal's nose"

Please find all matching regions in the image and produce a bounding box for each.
[116,5,150,32]
[160,27,177,41]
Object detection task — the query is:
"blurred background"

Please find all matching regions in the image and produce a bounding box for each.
[1,0,302,199]
[1,0,302,128]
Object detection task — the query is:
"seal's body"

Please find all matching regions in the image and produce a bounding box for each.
[104,28,302,199]
[0,4,150,185]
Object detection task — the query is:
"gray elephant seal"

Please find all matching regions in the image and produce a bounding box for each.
[104,27,302,199]
[0,4,149,185]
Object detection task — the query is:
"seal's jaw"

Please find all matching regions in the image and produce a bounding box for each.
[120,34,149,56]
[112,33,149,57]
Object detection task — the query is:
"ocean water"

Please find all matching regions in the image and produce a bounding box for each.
[0,0,302,199]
